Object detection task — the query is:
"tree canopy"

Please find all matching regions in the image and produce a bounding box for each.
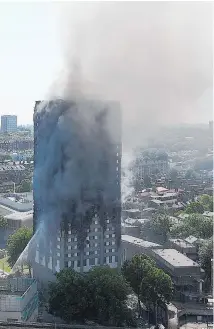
[199,237,213,290]
[185,201,204,214]
[7,226,33,268]
[121,254,173,312]
[151,213,173,243]
[48,266,136,327]
[198,194,213,212]
[0,216,8,229]
[171,214,213,239]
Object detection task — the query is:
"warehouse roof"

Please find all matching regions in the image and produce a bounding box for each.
[169,238,195,249]
[122,235,161,248]
[152,249,200,268]
[4,211,33,221]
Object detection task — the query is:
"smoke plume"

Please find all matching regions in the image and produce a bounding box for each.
[33,99,121,252]
[50,1,213,151]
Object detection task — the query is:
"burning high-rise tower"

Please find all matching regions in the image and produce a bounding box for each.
[33,99,121,282]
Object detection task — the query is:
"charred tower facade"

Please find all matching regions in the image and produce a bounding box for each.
[33,99,121,281]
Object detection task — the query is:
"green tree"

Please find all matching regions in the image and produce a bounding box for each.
[199,237,213,290]
[48,269,88,324]
[171,214,213,239]
[86,266,135,327]
[16,180,32,193]
[0,216,7,229]
[140,267,173,309]
[122,255,173,319]
[185,201,204,214]
[7,226,33,268]
[48,266,136,327]
[151,213,173,243]
[198,194,213,212]
[121,254,155,315]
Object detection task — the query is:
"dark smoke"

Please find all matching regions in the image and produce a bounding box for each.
[34,99,121,250]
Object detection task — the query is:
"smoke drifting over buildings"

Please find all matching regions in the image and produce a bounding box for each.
[17,1,211,276]
[32,98,121,277]
[34,99,121,243]
[51,1,213,150]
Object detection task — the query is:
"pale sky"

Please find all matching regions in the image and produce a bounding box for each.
[0,1,212,128]
[0,2,61,125]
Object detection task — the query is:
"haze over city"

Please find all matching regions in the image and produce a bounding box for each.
[0,2,212,147]
[0,2,212,328]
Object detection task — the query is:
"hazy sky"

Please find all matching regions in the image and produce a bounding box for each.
[0,1,212,130]
[0,2,61,125]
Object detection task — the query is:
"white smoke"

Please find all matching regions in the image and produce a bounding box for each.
[49,1,213,151]
[121,152,134,203]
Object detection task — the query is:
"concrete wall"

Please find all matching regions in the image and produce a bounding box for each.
[0,311,21,322]
[121,240,161,263]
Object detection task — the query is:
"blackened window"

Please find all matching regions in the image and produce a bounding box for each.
[89,258,95,265]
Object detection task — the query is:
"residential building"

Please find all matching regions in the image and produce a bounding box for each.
[0,277,38,322]
[122,208,141,219]
[0,181,15,193]
[0,164,26,184]
[168,238,197,261]
[4,211,33,231]
[1,115,17,133]
[150,248,204,302]
[0,192,33,212]
[33,99,122,282]
[0,139,33,152]
[121,223,140,238]
[121,235,162,263]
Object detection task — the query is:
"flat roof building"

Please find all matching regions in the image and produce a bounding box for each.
[121,235,161,263]
[150,248,204,302]
[0,277,38,322]
[169,238,197,260]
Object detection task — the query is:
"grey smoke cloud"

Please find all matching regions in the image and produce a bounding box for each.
[52,1,213,150]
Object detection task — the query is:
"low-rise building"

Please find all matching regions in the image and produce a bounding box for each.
[121,235,162,263]
[169,238,197,261]
[0,164,26,185]
[0,277,38,322]
[122,209,141,219]
[150,248,204,302]
[0,192,33,212]
[121,224,140,238]
[4,211,33,230]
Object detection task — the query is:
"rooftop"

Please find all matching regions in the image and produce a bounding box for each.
[0,205,13,216]
[124,209,141,213]
[169,238,195,249]
[203,211,214,218]
[122,235,161,248]
[4,210,33,221]
[185,236,205,245]
[156,187,169,193]
[0,193,33,212]
[0,165,25,171]
[152,249,200,268]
